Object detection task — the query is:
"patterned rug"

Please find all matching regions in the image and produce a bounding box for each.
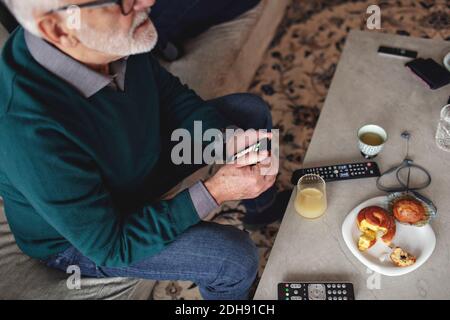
[152,0,450,300]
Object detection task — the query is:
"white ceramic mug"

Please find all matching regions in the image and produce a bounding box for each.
[357,124,388,159]
[443,52,450,72]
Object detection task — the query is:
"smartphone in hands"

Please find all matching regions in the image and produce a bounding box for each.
[227,138,271,163]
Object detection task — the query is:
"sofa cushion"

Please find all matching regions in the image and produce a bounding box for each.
[0,197,154,299]
[162,0,289,100]
[0,23,8,48]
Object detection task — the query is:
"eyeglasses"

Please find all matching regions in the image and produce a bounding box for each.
[47,0,137,16]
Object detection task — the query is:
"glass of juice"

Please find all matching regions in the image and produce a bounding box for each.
[295,174,327,219]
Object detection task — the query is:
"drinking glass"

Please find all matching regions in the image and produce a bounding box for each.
[436,104,450,152]
[295,174,327,219]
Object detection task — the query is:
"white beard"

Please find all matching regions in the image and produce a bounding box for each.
[77,11,158,56]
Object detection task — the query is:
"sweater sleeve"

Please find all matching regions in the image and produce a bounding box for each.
[0,118,201,268]
[149,55,232,133]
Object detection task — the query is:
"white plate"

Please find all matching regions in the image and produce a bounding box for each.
[342,196,436,276]
[444,52,450,72]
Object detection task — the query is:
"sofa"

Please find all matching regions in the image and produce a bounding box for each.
[0,0,289,299]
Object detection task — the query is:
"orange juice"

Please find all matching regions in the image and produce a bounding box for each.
[295,187,327,219]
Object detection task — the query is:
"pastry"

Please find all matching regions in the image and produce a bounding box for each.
[356,206,396,251]
[358,230,376,252]
[392,198,426,224]
[390,247,417,267]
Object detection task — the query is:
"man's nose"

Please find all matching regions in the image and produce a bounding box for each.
[133,0,156,11]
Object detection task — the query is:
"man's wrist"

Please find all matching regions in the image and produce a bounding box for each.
[204,179,225,205]
[188,181,220,220]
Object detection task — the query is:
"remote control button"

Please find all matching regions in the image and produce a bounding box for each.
[327,284,331,288]
[342,284,346,288]
[338,297,342,300]
[290,284,302,289]
[333,297,337,300]
[334,170,338,174]
[332,284,336,288]
[294,290,298,294]
[338,290,342,294]
[291,296,302,300]
[367,163,372,167]
[343,297,348,300]
[332,290,336,294]
[308,284,326,300]
[337,284,341,288]
[328,297,332,300]
[343,290,347,294]
[328,290,331,294]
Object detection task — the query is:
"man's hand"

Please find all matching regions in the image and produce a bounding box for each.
[225,129,272,161]
[204,151,277,205]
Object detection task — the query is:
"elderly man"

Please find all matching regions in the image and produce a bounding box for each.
[0,0,285,300]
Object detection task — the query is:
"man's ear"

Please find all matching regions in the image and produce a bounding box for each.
[36,14,79,47]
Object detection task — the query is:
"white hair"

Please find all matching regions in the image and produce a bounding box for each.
[2,0,62,36]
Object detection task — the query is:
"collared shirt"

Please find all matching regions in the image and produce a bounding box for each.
[24,31,127,98]
[23,30,219,220]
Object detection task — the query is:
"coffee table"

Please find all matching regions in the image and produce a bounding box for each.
[255,30,450,300]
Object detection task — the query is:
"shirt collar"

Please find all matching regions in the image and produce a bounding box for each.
[24,30,127,98]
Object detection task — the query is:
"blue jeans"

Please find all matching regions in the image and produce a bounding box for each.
[150,0,261,49]
[44,94,276,300]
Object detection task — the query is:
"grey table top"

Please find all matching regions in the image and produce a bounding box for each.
[255,30,450,300]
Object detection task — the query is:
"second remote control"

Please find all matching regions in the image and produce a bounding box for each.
[291,162,381,184]
[279,282,355,300]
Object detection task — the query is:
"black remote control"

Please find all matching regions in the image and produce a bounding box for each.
[279,282,355,301]
[291,162,381,184]
[378,46,418,59]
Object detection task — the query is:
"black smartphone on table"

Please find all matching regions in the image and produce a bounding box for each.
[405,58,450,90]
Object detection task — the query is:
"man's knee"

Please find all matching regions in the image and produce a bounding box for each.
[235,93,271,116]
[209,224,259,288]
[229,93,272,130]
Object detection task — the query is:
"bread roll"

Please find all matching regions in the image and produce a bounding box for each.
[393,198,426,224]
[356,206,396,251]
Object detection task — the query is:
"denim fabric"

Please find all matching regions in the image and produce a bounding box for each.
[150,0,261,49]
[45,222,258,300]
[45,93,276,300]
